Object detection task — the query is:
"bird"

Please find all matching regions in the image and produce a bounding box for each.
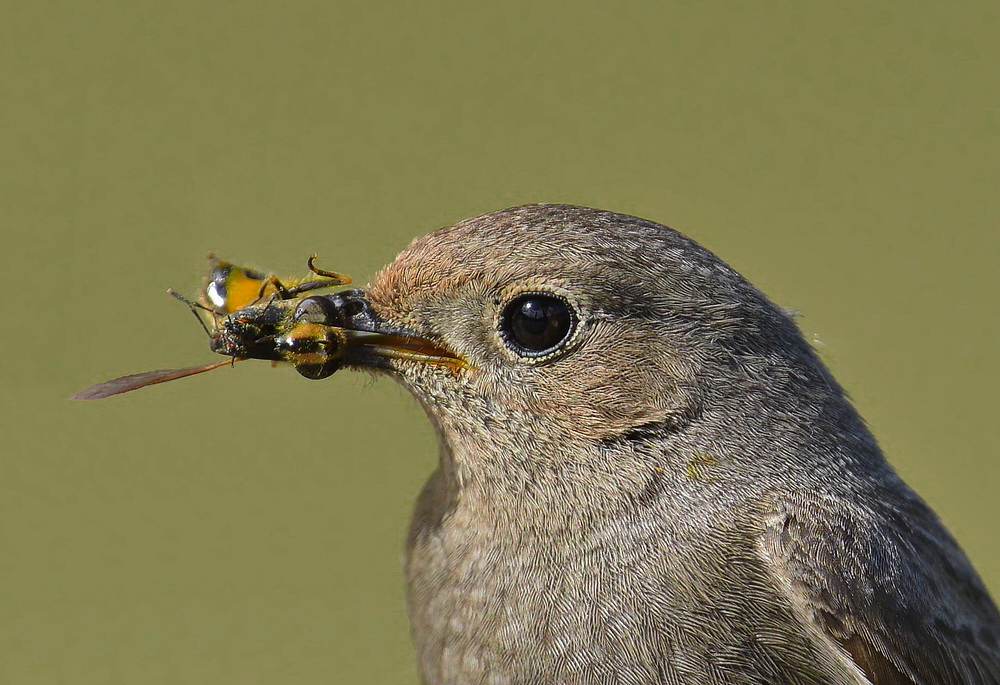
[325,204,1000,684]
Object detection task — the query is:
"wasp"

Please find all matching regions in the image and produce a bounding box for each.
[72,256,352,400]
[200,254,348,314]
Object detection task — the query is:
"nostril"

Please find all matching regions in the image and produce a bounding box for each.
[345,301,365,317]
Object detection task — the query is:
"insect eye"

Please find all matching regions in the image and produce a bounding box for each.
[294,360,340,380]
[276,323,347,380]
[293,296,339,325]
[499,293,576,357]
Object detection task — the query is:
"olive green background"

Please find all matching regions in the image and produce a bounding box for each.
[3,2,997,683]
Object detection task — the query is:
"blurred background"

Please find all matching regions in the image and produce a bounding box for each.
[3,2,997,683]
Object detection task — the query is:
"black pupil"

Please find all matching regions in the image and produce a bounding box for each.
[505,295,572,354]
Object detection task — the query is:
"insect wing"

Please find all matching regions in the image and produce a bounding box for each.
[71,359,238,400]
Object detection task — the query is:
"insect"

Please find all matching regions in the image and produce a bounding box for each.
[201,254,348,314]
[203,287,351,380]
[71,256,352,400]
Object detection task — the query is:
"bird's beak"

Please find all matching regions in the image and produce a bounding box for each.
[331,289,469,372]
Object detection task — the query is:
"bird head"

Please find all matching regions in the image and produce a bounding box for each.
[329,205,852,491]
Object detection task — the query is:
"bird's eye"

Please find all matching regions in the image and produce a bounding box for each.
[293,296,339,325]
[500,293,575,357]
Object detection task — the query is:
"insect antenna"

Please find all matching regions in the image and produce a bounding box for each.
[167,288,215,338]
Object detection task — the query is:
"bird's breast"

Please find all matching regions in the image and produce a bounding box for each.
[405,514,668,684]
[402,470,863,685]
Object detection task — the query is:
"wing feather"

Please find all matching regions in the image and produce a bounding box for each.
[757,486,1000,685]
